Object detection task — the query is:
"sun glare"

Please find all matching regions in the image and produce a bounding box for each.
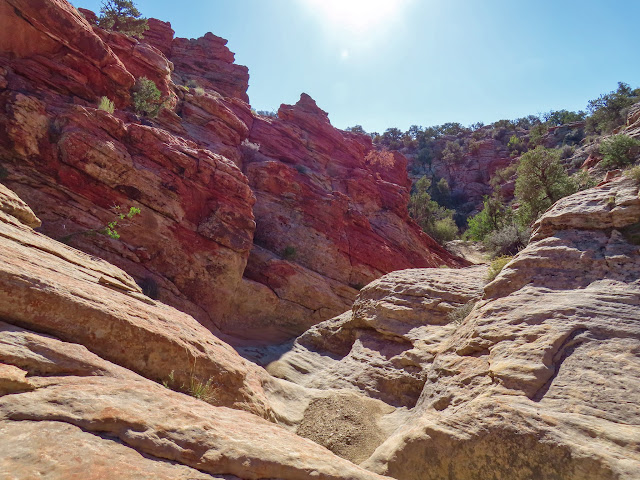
[304,0,410,35]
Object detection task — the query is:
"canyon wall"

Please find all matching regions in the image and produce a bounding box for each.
[0,0,464,344]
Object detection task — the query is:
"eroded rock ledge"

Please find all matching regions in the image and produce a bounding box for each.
[0,0,465,346]
[0,166,639,480]
[361,176,640,480]
[0,184,391,480]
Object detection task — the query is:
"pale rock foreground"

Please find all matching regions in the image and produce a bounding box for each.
[1,175,640,479]
[0,186,389,480]
[358,176,640,479]
[267,266,488,410]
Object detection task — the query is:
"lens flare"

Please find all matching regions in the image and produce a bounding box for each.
[304,0,410,34]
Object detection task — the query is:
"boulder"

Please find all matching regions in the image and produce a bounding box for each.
[362,177,640,479]
[267,266,488,409]
[0,190,269,418]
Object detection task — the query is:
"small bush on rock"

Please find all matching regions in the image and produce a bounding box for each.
[599,134,640,169]
[98,96,115,113]
[465,194,512,242]
[515,146,577,225]
[102,205,141,240]
[484,224,530,257]
[162,369,218,402]
[442,141,465,164]
[282,245,296,260]
[586,82,640,134]
[432,217,459,243]
[448,301,476,325]
[132,77,164,118]
[624,165,640,183]
[486,256,513,282]
[97,0,148,38]
[409,176,459,243]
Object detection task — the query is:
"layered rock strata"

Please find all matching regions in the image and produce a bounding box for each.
[259,176,640,479]
[360,176,640,479]
[0,184,392,480]
[0,0,464,344]
[266,266,488,409]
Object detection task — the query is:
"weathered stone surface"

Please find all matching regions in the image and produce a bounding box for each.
[0,198,270,418]
[267,266,487,409]
[144,18,175,56]
[0,363,33,395]
[1,96,256,333]
[0,0,134,104]
[171,32,250,103]
[96,27,175,98]
[0,1,462,344]
[0,420,236,480]
[238,95,467,341]
[362,177,640,479]
[0,322,390,480]
[0,183,40,228]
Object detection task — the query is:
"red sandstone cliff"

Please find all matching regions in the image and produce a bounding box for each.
[0,0,465,344]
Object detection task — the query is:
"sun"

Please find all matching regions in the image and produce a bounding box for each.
[303,0,410,35]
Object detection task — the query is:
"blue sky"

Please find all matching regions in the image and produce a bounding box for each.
[72,0,640,133]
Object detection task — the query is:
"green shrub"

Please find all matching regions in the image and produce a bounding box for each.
[515,146,577,225]
[563,128,584,146]
[409,176,458,243]
[447,301,476,325]
[557,144,575,160]
[528,123,548,146]
[599,134,640,169]
[507,134,525,154]
[102,206,141,240]
[186,376,217,402]
[416,147,432,166]
[624,165,640,183]
[346,125,366,135]
[464,194,512,242]
[97,0,148,38]
[431,178,452,207]
[132,77,164,117]
[162,369,217,402]
[491,127,508,142]
[442,141,464,164]
[484,224,530,257]
[572,170,597,191]
[194,86,205,96]
[542,109,586,126]
[256,110,278,118]
[59,205,140,244]
[486,256,513,282]
[490,163,518,189]
[468,140,482,154]
[586,82,640,134]
[98,96,115,113]
[432,217,458,243]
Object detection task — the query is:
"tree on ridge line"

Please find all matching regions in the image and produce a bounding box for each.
[97,0,149,39]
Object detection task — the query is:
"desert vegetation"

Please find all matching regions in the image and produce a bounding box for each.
[353,82,639,257]
[96,0,149,38]
[98,96,115,113]
[132,77,165,117]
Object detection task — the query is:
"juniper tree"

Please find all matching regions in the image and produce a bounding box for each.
[97,0,148,39]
